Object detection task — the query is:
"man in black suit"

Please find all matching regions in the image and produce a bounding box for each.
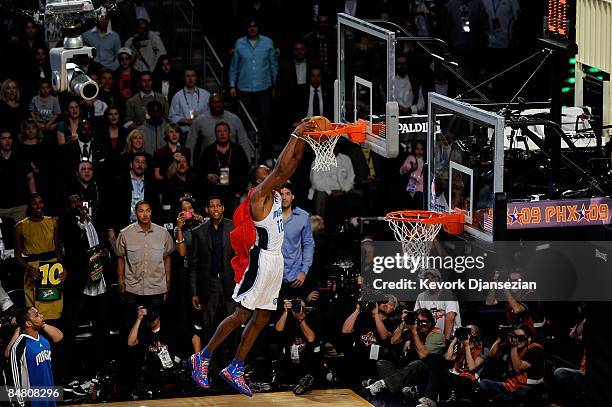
[189,196,235,348]
[287,67,333,127]
[278,40,310,102]
[62,119,109,181]
[105,152,161,241]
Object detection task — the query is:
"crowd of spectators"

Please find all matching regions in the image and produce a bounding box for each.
[0,1,591,406]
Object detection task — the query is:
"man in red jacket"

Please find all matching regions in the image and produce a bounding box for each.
[190,119,315,396]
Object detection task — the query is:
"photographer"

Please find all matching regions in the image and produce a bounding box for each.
[124,18,167,73]
[486,269,538,334]
[479,324,544,403]
[365,308,446,407]
[274,298,319,395]
[127,306,174,395]
[341,296,398,380]
[414,268,461,340]
[444,325,485,401]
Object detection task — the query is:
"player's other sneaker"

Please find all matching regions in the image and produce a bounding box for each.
[189,352,210,389]
[220,364,253,397]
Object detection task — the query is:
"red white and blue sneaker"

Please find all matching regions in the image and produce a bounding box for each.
[189,352,210,389]
[220,364,253,397]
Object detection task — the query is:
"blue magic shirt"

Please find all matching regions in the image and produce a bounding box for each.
[10,333,55,407]
[229,35,278,92]
[281,207,315,282]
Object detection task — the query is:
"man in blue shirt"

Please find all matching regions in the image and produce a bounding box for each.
[9,307,63,407]
[82,16,121,71]
[229,18,278,161]
[279,182,315,302]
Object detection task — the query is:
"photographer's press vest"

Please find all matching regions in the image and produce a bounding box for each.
[453,344,482,381]
[502,342,544,392]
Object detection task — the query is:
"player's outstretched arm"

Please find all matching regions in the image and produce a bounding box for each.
[251,119,315,218]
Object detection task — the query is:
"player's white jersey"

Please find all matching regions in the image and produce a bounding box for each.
[253,191,284,252]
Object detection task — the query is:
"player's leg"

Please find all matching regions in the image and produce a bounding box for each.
[219,308,271,396]
[190,305,252,388]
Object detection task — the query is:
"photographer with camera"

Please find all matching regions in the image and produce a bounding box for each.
[341,296,398,381]
[478,324,544,403]
[127,305,174,397]
[274,298,319,395]
[443,325,485,401]
[486,269,538,334]
[124,17,167,73]
[365,308,446,407]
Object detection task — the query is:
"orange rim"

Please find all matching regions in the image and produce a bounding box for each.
[385,210,465,226]
[303,120,367,143]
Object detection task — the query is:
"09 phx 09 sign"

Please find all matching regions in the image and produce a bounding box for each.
[484,197,612,230]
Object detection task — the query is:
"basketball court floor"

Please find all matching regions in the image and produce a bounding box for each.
[79,389,371,406]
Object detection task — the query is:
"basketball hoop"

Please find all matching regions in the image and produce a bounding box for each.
[300,120,367,171]
[385,210,464,257]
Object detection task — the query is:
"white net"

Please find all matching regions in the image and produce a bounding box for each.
[301,134,341,171]
[385,212,443,258]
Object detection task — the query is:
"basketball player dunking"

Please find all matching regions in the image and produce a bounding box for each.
[190,118,315,396]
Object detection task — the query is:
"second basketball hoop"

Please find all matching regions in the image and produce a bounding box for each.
[297,116,367,171]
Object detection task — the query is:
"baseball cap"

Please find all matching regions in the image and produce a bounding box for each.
[118,47,132,57]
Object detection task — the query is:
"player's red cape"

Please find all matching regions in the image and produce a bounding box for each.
[230,188,256,283]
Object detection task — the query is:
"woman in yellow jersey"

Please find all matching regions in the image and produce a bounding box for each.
[15,193,64,320]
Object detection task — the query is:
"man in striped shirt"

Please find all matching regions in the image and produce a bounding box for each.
[9,307,63,406]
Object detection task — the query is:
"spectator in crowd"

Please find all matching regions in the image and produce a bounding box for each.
[278,182,314,301]
[16,19,46,67]
[16,119,50,200]
[394,55,425,115]
[124,17,167,72]
[235,0,278,39]
[479,325,544,403]
[342,296,399,379]
[162,153,198,216]
[551,318,586,406]
[115,200,174,330]
[98,105,128,176]
[125,71,169,130]
[174,197,204,271]
[0,79,28,137]
[97,68,119,107]
[64,160,103,227]
[139,100,170,155]
[59,193,111,382]
[14,193,64,321]
[303,15,336,80]
[29,46,52,84]
[187,93,254,166]
[169,67,210,134]
[29,79,61,133]
[8,307,63,403]
[82,15,121,71]
[153,55,182,102]
[229,18,277,160]
[108,152,160,233]
[197,122,250,213]
[486,269,539,334]
[56,99,82,145]
[309,141,357,222]
[288,67,332,127]
[400,141,425,209]
[413,268,462,340]
[189,196,235,349]
[347,143,386,216]
[278,39,310,103]
[61,119,109,180]
[112,0,155,42]
[0,131,36,223]
[366,308,446,406]
[440,0,488,77]
[121,129,152,174]
[153,122,191,181]
[444,324,485,401]
[274,298,319,395]
[114,48,141,107]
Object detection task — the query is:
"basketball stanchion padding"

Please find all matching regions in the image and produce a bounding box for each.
[384,209,465,257]
[297,116,367,171]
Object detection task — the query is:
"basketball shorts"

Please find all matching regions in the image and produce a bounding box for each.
[232,247,283,311]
